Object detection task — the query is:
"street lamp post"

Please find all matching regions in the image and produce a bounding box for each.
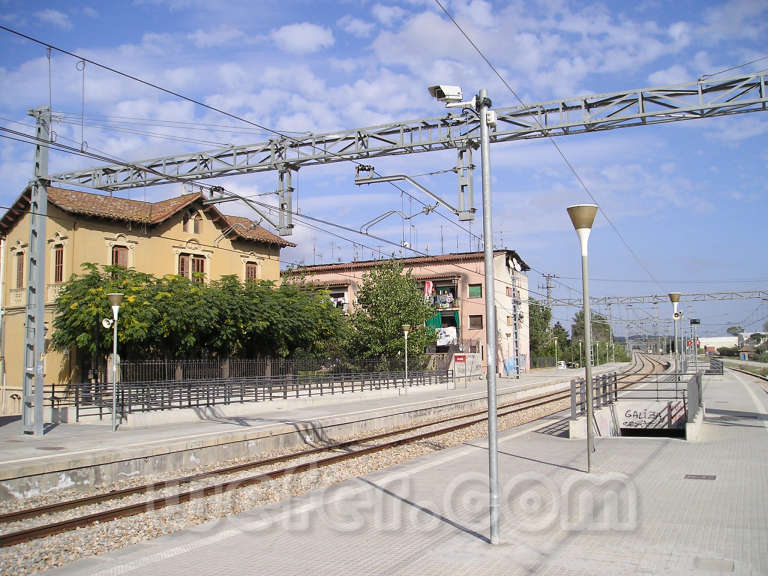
[429,84,500,544]
[567,204,598,473]
[505,332,511,375]
[402,324,410,385]
[669,293,681,381]
[691,318,700,374]
[107,293,123,432]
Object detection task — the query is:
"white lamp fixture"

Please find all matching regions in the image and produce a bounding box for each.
[106,293,124,432]
[567,204,598,473]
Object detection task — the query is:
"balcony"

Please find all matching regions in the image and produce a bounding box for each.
[431,288,458,310]
[47,283,63,303]
[9,288,25,307]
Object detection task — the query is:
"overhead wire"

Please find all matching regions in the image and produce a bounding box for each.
[1,23,585,304]
[2,117,574,306]
[0,24,488,255]
[55,117,233,148]
[12,122,751,333]
[699,54,768,80]
[1,25,759,348]
[432,0,667,293]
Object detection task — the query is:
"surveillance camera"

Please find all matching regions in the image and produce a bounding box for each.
[428,85,463,103]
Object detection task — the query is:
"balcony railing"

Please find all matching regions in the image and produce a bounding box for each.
[9,288,24,307]
[47,283,63,302]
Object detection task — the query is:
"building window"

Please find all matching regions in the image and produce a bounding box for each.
[469,315,483,330]
[112,245,129,268]
[192,255,205,281]
[245,262,259,281]
[15,252,24,289]
[468,284,482,298]
[434,285,456,309]
[53,244,64,283]
[329,291,347,310]
[180,253,206,282]
[183,211,203,234]
[179,254,189,277]
[506,315,514,326]
[506,286,513,297]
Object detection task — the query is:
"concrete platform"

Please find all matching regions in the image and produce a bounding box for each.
[0,365,623,500]
[45,367,768,575]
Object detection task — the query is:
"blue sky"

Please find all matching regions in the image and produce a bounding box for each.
[1,0,767,338]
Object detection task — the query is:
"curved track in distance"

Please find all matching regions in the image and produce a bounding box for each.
[0,354,667,547]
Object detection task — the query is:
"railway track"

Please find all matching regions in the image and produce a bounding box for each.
[0,354,665,548]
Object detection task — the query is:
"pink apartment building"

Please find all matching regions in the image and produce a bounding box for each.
[286,250,531,374]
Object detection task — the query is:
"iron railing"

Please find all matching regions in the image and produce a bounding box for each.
[706,357,724,375]
[571,372,704,425]
[570,372,618,418]
[118,357,421,383]
[72,369,452,421]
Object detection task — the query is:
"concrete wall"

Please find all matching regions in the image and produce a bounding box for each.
[293,252,530,374]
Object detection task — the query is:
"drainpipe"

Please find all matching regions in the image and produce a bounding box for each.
[0,238,5,415]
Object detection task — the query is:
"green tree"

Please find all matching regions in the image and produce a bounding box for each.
[527,298,552,358]
[151,274,212,358]
[51,263,159,363]
[346,261,436,367]
[746,333,763,346]
[571,310,612,342]
[52,264,348,364]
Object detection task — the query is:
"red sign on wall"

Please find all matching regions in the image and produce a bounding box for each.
[454,355,466,363]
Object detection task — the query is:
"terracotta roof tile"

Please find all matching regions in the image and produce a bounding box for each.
[46,187,200,224]
[218,214,296,247]
[0,186,295,248]
[284,250,529,274]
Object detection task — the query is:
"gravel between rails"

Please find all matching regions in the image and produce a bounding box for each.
[0,398,569,575]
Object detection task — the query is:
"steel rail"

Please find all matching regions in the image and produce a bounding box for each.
[0,357,665,547]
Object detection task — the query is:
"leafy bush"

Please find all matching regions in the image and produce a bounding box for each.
[717,346,739,357]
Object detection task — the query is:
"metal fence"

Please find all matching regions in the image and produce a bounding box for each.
[118,357,422,383]
[72,368,453,421]
[570,372,618,418]
[571,371,704,424]
[706,357,724,375]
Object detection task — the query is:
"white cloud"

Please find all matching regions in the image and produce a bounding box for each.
[337,15,375,39]
[704,116,768,143]
[188,25,244,48]
[701,0,768,42]
[453,0,495,28]
[35,9,72,30]
[648,64,691,85]
[270,22,334,54]
[328,58,364,74]
[82,7,98,18]
[371,4,407,26]
[668,21,691,48]
[261,65,327,97]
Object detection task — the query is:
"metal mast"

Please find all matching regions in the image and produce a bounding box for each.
[18,72,768,433]
[22,107,50,436]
